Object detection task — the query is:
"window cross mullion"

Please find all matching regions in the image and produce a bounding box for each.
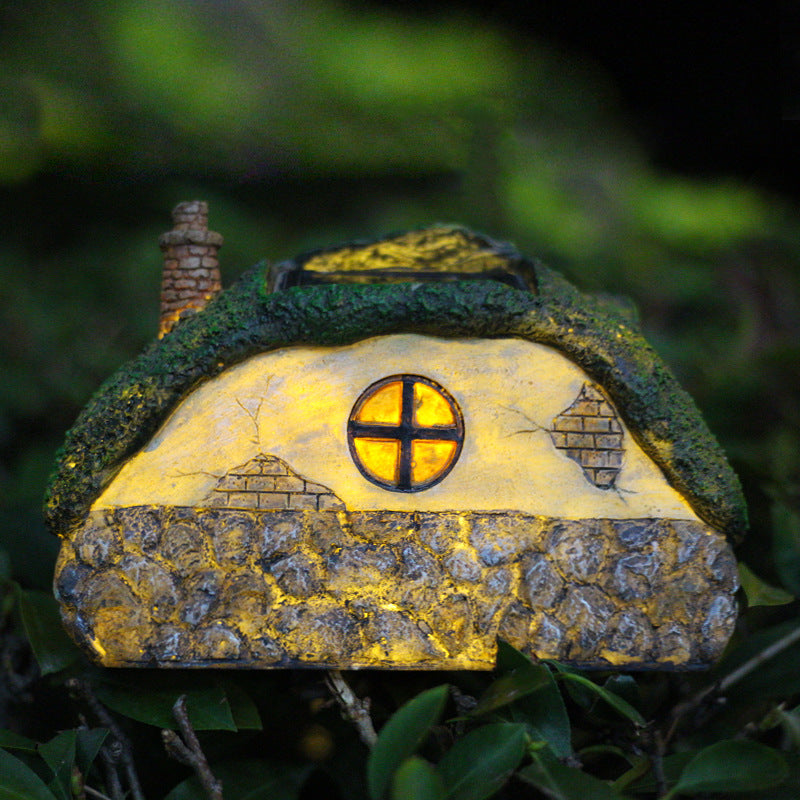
[348,374,464,492]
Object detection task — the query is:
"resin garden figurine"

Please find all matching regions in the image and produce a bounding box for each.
[47,201,746,670]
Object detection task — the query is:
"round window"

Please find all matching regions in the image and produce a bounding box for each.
[347,375,464,492]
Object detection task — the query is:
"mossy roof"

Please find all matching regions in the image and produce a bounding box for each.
[44,227,748,542]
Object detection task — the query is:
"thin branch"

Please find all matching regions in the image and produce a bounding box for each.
[96,737,124,800]
[78,713,122,800]
[719,623,800,693]
[162,695,223,800]
[663,623,800,745]
[84,786,115,800]
[67,679,144,800]
[325,669,378,748]
[653,730,667,799]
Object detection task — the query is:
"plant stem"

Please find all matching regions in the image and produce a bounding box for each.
[663,623,800,747]
[719,624,800,692]
[162,694,223,800]
[84,786,115,800]
[325,669,378,748]
[67,679,144,800]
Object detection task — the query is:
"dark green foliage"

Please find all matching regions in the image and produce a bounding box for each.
[0,728,109,800]
[551,670,645,727]
[664,740,788,796]
[772,502,800,597]
[93,675,262,732]
[163,760,311,800]
[738,563,795,607]
[489,643,572,759]
[15,588,80,677]
[390,757,445,800]
[520,755,627,799]
[2,1,800,798]
[0,747,61,800]
[436,723,528,800]
[367,685,448,799]
[467,661,552,718]
[4,540,800,798]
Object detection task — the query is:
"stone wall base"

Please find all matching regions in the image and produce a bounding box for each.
[54,507,738,670]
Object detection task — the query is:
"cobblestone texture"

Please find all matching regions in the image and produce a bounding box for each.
[158,201,223,337]
[55,503,738,670]
[551,383,624,488]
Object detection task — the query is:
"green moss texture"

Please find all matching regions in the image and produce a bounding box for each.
[44,228,747,542]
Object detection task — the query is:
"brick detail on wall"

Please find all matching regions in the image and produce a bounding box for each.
[203,454,346,511]
[550,383,624,489]
[158,201,223,338]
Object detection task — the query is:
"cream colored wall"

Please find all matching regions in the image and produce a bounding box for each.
[95,334,699,520]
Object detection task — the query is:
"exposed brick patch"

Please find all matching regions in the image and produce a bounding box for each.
[158,201,223,337]
[203,454,346,512]
[551,383,624,489]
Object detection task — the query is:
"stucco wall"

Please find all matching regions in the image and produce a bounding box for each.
[95,335,698,521]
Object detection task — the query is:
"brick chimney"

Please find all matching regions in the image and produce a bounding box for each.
[158,201,223,337]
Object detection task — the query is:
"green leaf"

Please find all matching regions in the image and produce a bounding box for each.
[16,588,80,676]
[0,748,60,800]
[669,740,789,796]
[437,723,527,800]
[556,672,645,726]
[0,730,38,752]
[738,562,794,606]
[38,731,76,800]
[519,753,625,800]
[772,501,800,597]
[619,752,696,795]
[545,661,595,709]
[602,675,639,708]
[95,678,237,731]
[729,751,800,800]
[74,728,109,775]
[367,684,449,800]
[495,642,571,758]
[218,681,262,730]
[391,757,445,800]
[164,759,310,800]
[609,756,653,794]
[470,664,551,717]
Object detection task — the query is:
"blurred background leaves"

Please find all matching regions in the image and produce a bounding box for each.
[0,1,799,796]
[3,0,798,587]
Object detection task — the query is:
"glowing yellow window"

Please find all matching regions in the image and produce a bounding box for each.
[348,375,464,492]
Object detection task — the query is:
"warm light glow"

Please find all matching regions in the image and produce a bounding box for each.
[97,335,700,519]
[411,440,458,485]
[414,381,455,426]
[356,380,403,424]
[348,374,464,492]
[352,438,400,484]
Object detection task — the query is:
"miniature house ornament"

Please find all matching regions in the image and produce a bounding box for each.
[46,202,746,670]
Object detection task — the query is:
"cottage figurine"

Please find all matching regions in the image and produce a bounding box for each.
[47,202,746,670]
